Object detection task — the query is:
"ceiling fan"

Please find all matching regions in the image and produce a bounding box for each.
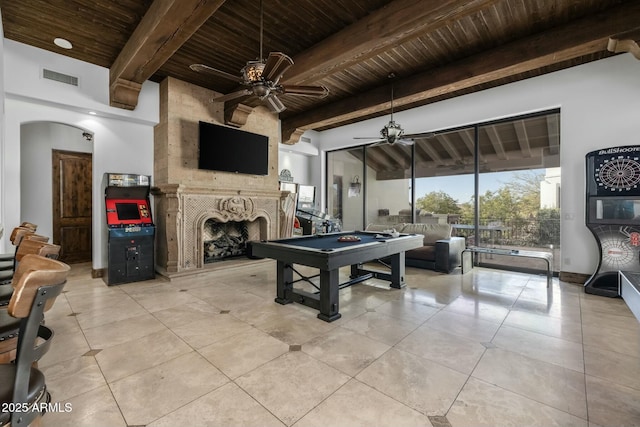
[354,73,414,146]
[189,0,329,113]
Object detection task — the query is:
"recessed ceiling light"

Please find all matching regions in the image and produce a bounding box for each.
[88,111,97,115]
[54,38,73,49]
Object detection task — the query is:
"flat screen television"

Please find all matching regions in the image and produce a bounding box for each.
[198,121,269,175]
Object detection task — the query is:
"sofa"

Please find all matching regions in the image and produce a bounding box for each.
[365,223,465,273]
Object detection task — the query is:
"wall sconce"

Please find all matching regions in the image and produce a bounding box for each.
[348,175,361,197]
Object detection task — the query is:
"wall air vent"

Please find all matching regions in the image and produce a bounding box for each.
[42,69,78,86]
[300,136,312,143]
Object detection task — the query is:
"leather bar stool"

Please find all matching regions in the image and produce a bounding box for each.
[0,254,70,427]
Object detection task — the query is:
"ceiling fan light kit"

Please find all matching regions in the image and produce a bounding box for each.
[354,72,415,146]
[189,0,328,113]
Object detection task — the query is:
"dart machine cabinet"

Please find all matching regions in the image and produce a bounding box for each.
[104,173,155,285]
[585,146,640,297]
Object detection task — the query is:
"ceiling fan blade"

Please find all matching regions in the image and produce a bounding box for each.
[264,94,286,113]
[280,85,329,98]
[190,63,243,84]
[262,52,294,83]
[212,89,252,103]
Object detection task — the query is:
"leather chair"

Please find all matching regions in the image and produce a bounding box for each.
[0,242,62,364]
[0,224,39,265]
[0,254,70,427]
[0,232,50,283]
[0,241,61,305]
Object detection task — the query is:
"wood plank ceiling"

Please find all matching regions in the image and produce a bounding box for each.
[1,0,639,148]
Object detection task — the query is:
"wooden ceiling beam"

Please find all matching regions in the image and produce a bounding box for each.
[281,1,640,139]
[513,120,532,158]
[281,0,502,86]
[109,0,226,110]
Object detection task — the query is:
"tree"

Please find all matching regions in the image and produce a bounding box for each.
[415,191,461,214]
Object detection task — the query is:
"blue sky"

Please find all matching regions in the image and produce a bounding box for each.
[414,170,528,204]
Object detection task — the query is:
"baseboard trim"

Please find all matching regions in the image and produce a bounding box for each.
[559,271,589,284]
[91,268,105,278]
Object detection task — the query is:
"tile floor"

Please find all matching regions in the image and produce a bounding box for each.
[37,260,640,427]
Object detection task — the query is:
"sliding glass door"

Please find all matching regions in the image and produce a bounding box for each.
[325,109,561,272]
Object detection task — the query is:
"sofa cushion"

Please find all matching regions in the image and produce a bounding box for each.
[400,223,452,245]
[365,223,405,232]
[405,246,436,261]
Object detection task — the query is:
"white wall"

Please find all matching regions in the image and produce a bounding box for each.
[315,54,640,276]
[1,40,159,270]
[21,122,93,240]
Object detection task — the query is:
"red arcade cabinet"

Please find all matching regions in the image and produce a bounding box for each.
[104,173,155,285]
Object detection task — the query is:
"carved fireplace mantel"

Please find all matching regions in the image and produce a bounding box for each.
[153,184,281,274]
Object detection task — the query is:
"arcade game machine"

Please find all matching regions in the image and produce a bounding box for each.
[104,173,155,285]
[585,145,640,296]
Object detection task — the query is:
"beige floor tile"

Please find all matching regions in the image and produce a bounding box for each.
[396,323,487,375]
[128,286,204,312]
[73,298,149,330]
[235,351,350,425]
[443,295,511,323]
[492,325,584,372]
[110,351,228,426]
[373,298,440,324]
[472,347,587,418]
[582,322,640,358]
[251,308,337,345]
[96,329,192,383]
[151,299,221,328]
[581,309,640,333]
[82,312,167,349]
[503,309,583,343]
[294,379,432,427]
[584,345,640,391]
[356,348,468,415]
[447,377,587,427]
[147,382,285,427]
[340,310,420,346]
[302,327,391,376]
[42,385,127,427]
[580,294,635,317]
[31,262,640,427]
[400,285,453,308]
[39,329,91,368]
[42,355,106,402]
[198,327,289,379]
[585,374,640,427]
[170,312,253,348]
[425,310,501,343]
[202,290,268,313]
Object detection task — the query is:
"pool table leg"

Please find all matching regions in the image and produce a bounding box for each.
[317,268,341,322]
[389,252,407,289]
[274,261,293,305]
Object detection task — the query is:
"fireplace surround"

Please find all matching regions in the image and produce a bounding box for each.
[153,185,281,274]
[152,78,285,276]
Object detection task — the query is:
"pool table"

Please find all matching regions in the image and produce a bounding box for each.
[250,231,423,322]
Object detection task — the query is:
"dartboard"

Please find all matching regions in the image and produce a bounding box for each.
[596,156,640,191]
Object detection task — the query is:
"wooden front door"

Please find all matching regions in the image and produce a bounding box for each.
[52,150,92,263]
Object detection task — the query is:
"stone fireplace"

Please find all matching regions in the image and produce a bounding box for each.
[152,78,286,276]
